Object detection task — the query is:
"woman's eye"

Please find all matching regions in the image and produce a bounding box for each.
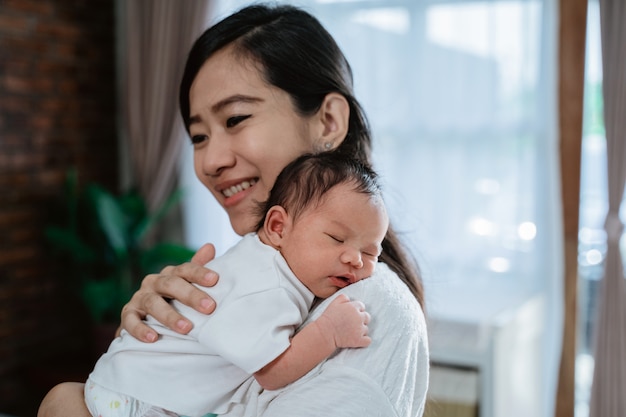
[191,134,207,144]
[226,115,250,128]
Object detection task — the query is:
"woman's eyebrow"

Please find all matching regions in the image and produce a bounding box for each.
[211,94,263,113]
[188,114,202,126]
[189,95,263,127]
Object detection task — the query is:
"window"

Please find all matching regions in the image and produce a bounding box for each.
[179,2,560,415]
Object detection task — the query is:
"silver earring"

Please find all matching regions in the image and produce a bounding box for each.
[324,142,332,150]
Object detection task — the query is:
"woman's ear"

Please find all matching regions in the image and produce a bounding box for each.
[263,206,291,248]
[315,92,349,151]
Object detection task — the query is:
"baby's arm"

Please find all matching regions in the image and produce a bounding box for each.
[254,294,370,390]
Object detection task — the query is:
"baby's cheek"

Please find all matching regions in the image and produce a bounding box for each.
[361,262,377,279]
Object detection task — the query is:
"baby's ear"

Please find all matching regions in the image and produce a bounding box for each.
[264,206,290,247]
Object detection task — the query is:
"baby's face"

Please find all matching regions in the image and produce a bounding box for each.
[280,183,389,298]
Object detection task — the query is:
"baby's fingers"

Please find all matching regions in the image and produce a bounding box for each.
[357,334,372,348]
[361,310,371,325]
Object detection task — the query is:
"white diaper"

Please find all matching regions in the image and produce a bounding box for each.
[84,378,178,417]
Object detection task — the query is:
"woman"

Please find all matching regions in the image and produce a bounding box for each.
[38,4,429,417]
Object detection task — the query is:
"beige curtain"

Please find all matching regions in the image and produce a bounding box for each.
[121,0,213,211]
[589,0,626,415]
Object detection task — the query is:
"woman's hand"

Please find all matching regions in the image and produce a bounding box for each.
[119,243,219,343]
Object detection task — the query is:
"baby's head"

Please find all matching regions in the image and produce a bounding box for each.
[256,153,389,298]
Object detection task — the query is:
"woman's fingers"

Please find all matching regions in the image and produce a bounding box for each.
[120,302,162,343]
[191,242,216,265]
[120,244,219,340]
[157,263,218,312]
[155,265,218,314]
[121,267,218,340]
[120,283,184,341]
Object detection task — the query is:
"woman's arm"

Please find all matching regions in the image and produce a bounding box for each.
[119,243,219,343]
[254,295,370,390]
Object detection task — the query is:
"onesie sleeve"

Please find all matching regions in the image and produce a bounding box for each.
[196,288,303,374]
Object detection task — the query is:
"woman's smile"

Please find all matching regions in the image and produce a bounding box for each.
[215,177,260,209]
[220,178,257,198]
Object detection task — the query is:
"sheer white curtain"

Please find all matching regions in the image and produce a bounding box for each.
[119,0,212,211]
[179,1,561,415]
[588,0,626,415]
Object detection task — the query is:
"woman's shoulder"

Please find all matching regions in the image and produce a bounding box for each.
[336,261,427,344]
[308,260,429,360]
[303,262,430,417]
[321,263,425,323]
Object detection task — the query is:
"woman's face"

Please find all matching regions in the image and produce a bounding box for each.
[188,46,318,235]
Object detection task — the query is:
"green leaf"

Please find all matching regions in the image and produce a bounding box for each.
[119,190,149,247]
[82,278,120,324]
[64,168,80,232]
[139,243,195,276]
[46,170,197,325]
[44,226,96,264]
[133,189,184,244]
[86,184,129,261]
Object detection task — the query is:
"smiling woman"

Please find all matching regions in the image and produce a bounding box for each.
[38,4,428,417]
[178,1,562,416]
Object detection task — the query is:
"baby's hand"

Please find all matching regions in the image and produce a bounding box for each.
[318,294,371,349]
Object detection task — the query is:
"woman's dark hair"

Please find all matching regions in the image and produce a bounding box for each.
[180,3,370,161]
[179,4,424,307]
[255,152,383,230]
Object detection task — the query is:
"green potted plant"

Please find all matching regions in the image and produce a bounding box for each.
[45,169,195,350]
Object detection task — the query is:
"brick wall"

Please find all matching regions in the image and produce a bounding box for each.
[0,0,117,413]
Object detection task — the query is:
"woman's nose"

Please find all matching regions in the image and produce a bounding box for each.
[200,134,236,177]
[341,248,363,269]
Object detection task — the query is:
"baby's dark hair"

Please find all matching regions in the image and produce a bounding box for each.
[255,152,383,231]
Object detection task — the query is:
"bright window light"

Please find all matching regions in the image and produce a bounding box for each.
[468,217,497,236]
[518,222,537,241]
[488,257,511,273]
[475,178,501,195]
[352,8,410,34]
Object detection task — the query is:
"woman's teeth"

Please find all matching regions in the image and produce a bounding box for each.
[222,179,256,197]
